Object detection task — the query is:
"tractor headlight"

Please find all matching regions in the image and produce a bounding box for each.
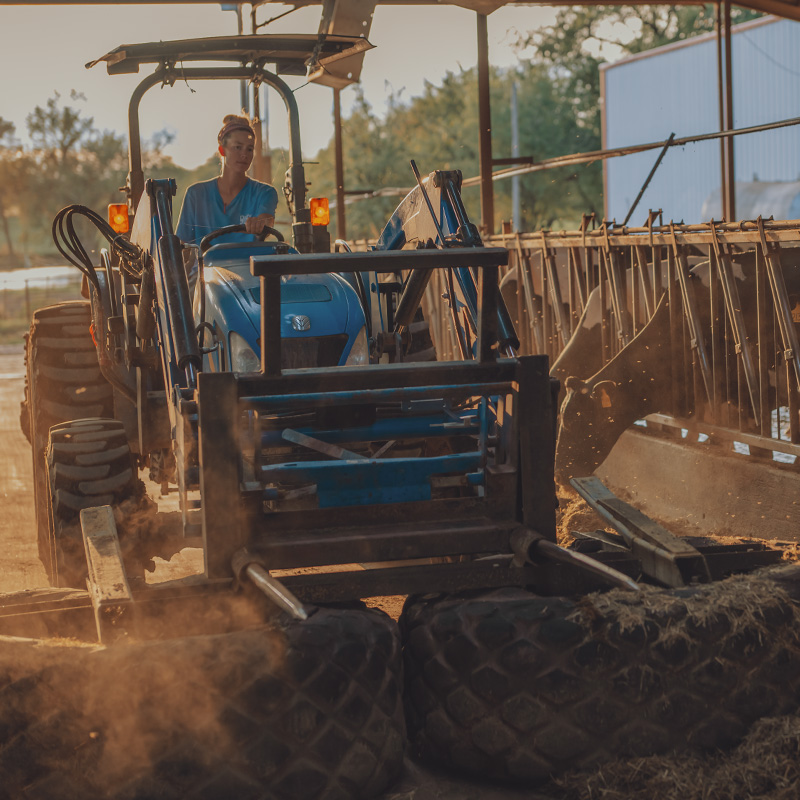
[344,327,369,366]
[229,332,261,373]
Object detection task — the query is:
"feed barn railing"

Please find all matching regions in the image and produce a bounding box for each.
[405,219,800,462]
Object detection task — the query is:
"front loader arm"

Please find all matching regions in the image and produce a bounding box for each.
[376,169,519,357]
[145,179,202,386]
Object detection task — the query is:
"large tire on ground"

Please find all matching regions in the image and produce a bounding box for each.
[46,418,148,588]
[0,605,406,800]
[24,302,114,579]
[401,567,800,787]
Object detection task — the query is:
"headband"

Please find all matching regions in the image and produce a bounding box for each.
[217,120,254,145]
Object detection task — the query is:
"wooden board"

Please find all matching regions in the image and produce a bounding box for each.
[81,505,134,643]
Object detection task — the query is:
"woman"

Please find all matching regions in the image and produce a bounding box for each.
[176,114,278,246]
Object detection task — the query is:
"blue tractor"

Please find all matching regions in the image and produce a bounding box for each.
[23,35,382,586]
[22,34,558,594]
[20,45,559,800]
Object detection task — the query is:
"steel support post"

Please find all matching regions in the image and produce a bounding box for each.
[249,86,272,186]
[333,88,346,241]
[252,86,265,184]
[237,4,249,114]
[477,13,494,235]
[717,1,736,220]
[716,3,727,220]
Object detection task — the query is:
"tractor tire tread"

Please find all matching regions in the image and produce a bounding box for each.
[51,462,111,483]
[35,363,105,383]
[46,419,143,586]
[45,419,148,586]
[78,467,135,496]
[24,302,113,581]
[63,351,102,367]
[0,607,405,800]
[51,488,115,513]
[401,570,800,787]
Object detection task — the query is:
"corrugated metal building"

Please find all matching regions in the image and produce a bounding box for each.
[601,16,800,224]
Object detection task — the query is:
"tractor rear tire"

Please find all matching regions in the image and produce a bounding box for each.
[46,418,147,588]
[0,606,405,800]
[24,302,114,579]
[401,569,800,787]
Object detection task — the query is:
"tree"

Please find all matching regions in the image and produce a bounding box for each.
[2,92,229,258]
[528,4,761,64]
[307,89,405,239]
[18,92,128,250]
[5,93,190,257]
[0,117,17,255]
[27,90,95,170]
[306,60,603,238]
[514,4,763,224]
[490,60,603,229]
[304,4,766,240]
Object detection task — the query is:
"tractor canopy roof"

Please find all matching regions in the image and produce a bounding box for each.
[86,33,373,77]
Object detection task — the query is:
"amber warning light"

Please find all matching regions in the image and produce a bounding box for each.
[108,204,129,234]
[310,197,330,227]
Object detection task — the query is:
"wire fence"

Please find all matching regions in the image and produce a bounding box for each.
[0,270,82,345]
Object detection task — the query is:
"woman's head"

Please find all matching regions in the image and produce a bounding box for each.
[217,114,255,148]
[217,114,256,173]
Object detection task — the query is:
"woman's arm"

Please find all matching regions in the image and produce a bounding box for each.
[244,212,275,235]
[244,182,279,234]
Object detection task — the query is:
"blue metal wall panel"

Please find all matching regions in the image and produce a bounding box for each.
[603,17,800,223]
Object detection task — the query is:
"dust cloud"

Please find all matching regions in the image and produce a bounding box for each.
[0,623,289,797]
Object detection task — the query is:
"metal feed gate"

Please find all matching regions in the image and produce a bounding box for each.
[416,219,800,461]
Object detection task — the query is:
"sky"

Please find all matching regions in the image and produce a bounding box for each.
[0,2,556,169]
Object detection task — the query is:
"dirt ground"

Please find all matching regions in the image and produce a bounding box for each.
[3,343,800,799]
[0,344,534,798]
[0,346,47,593]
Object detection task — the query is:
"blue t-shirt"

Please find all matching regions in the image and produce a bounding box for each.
[175,177,279,246]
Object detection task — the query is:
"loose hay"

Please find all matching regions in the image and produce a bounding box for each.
[574,565,799,638]
[556,491,613,546]
[546,567,800,799]
[552,714,800,800]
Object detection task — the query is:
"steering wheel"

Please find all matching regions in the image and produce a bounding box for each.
[200,223,284,254]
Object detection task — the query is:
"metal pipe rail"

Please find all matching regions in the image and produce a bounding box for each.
[332,116,800,205]
[197,354,558,581]
[240,382,512,410]
[452,218,800,457]
[348,218,800,459]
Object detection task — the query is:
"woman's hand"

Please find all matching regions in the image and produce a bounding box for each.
[245,213,275,235]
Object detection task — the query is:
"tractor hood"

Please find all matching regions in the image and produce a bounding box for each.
[200,243,366,369]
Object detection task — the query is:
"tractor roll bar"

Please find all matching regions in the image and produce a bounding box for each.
[127,66,310,248]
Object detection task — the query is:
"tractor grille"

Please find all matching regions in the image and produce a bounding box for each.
[281,335,349,369]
